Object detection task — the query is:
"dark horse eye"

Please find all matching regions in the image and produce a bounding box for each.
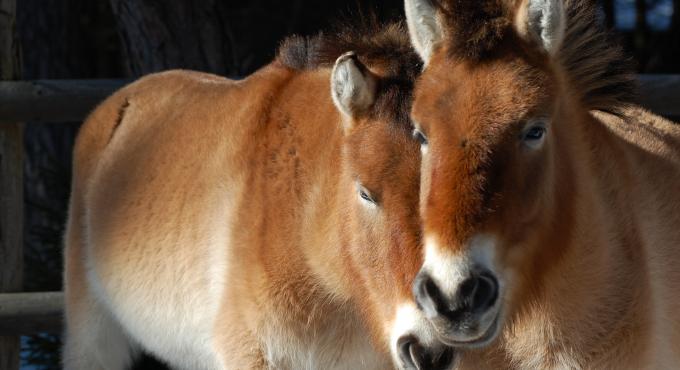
[357,184,377,205]
[523,126,546,141]
[413,128,428,146]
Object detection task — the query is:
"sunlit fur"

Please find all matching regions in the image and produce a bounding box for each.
[62,23,429,369]
[408,0,680,368]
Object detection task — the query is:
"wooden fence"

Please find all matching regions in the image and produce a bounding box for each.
[0,75,679,368]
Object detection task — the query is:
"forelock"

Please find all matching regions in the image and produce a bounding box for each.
[427,0,636,112]
[432,0,513,61]
[277,20,422,129]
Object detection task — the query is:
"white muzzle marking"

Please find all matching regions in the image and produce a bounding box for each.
[423,234,497,300]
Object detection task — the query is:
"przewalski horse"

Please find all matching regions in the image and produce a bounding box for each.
[398,0,680,368]
[62,23,456,370]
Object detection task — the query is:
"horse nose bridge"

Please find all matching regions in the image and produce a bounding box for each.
[424,144,495,246]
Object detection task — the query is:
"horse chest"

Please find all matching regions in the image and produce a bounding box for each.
[260,315,390,370]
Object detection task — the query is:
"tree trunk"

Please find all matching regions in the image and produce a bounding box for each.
[601,0,615,29]
[0,0,20,79]
[107,0,409,78]
[108,0,240,76]
[0,0,23,367]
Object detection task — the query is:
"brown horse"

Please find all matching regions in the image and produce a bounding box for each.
[62,23,456,370]
[401,0,680,368]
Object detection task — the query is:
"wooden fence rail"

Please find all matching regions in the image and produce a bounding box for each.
[0,74,679,339]
[0,292,63,335]
[0,79,128,122]
[0,75,678,124]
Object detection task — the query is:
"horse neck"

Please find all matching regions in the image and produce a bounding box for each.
[275,72,362,304]
[241,67,355,310]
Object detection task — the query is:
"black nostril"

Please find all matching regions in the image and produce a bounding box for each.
[459,275,479,303]
[429,347,456,370]
[397,336,417,369]
[471,272,498,313]
[413,272,446,319]
[457,272,498,314]
[397,335,456,370]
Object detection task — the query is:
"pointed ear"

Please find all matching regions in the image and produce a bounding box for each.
[331,52,377,124]
[404,0,443,64]
[515,0,565,55]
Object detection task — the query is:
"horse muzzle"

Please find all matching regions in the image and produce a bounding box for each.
[413,268,502,348]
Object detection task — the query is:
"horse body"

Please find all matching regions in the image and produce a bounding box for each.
[401,0,680,368]
[63,26,441,369]
[64,67,360,369]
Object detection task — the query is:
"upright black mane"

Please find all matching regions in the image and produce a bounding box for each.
[277,21,422,127]
[428,0,636,113]
[278,21,421,81]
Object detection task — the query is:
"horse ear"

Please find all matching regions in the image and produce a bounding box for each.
[515,0,565,55]
[331,52,377,124]
[404,0,443,64]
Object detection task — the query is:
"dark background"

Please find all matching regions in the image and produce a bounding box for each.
[15,0,679,368]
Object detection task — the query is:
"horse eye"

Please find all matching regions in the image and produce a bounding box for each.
[521,121,548,151]
[357,184,377,206]
[524,126,546,141]
[413,129,428,146]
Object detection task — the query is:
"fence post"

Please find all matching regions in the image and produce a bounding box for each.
[0,0,23,368]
